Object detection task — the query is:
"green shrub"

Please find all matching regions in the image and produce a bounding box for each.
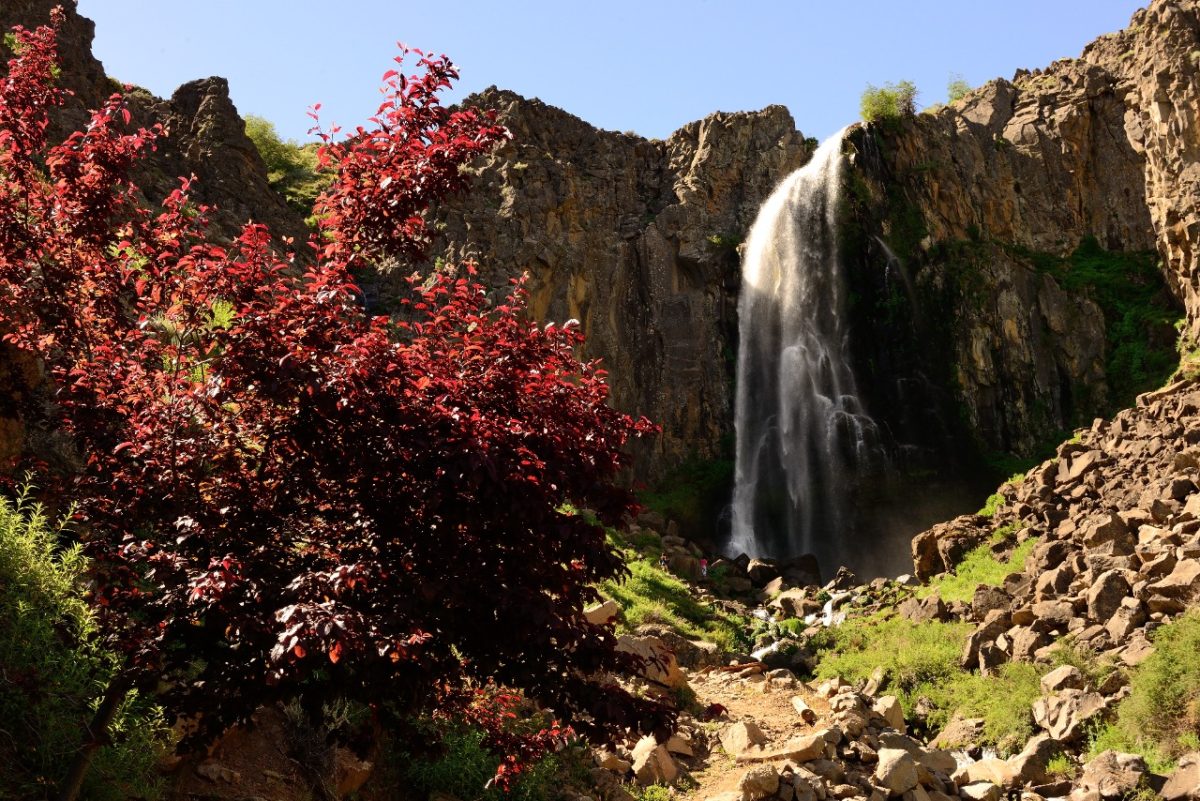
[947,74,971,103]
[1089,609,1200,772]
[633,785,674,801]
[243,114,330,216]
[811,615,971,698]
[0,490,168,800]
[388,722,569,801]
[860,81,918,122]
[919,531,1037,603]
[810,614,1046,754]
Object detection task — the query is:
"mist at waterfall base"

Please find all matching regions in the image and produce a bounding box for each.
[726,131,991,579]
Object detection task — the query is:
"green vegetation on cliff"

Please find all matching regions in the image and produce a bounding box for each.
[1017,236,1179,408]
[243,114,329,217]
[639,455,733,545]
[602,530,749,653]
[1088,609,1200,772]
[860,81,918,122]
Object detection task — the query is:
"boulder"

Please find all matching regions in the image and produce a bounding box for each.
[1031,689,1109,742]
[929,717,985,750]
[1081,514,1135,554]
[746,559,780,587]
[585,599,621,626]
[954,758,1016,788]
[721,720,768,755]
[1148,560,1200,600]
[631,736,678,785]
[616,635,686,688]
[1087,570,1132,622]
[1040,664,1084,694]
[877,733,958,777]
[1077,750,1147,799]
[874,695,905,731]
[874,749,919,796]
[1163,752,1200,800]
[898,594,948,623]
[333,748,374,797]
[1006,733,1058,786]
[958,782,1002,801]
[738,764,780,801]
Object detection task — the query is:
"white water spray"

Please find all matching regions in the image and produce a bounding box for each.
[728,129,883,560]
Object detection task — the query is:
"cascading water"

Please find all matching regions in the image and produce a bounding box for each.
[728,129,884,562]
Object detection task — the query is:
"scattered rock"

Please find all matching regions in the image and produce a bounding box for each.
[1077,750,1148,799]
[874,749,919,796]
[721,720,768,755]
[739,764,780,801]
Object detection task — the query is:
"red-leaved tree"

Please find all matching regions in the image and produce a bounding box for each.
[0,14,672,800]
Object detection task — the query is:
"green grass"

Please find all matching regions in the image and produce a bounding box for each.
[1045,753,1076,780]
[0,490,168,800]
[602,537,749,653]
[1087,609,1200,773]
[917,529,1037,603]
[809,614,1046,754]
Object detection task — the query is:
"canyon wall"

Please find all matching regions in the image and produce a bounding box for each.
[2,0,1199,487]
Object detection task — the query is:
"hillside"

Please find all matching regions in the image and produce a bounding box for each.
[0,1,1199,801]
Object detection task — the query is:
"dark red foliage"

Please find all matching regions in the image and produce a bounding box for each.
[0,16,672,778]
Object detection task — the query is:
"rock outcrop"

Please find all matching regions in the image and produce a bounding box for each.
[368,90,814,477]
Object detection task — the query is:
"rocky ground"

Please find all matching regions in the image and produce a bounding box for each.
[580,377,1200,801]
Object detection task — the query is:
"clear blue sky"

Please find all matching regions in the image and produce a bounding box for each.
[77,1,1144,144]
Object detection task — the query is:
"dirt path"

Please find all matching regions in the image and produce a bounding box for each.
[679,668,832,801]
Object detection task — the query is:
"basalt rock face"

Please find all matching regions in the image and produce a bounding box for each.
[844,0,1198,465]
[362,89,814,477]
[1083,0,1200,344]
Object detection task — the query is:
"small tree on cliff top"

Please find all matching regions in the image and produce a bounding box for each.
[0,13,672,799]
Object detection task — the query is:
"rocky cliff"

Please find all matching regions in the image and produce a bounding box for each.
[358,91,815,478]
[845,0,1198,464]
[2,0,1199,492]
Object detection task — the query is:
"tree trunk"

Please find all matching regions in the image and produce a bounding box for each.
[55,674,131,801]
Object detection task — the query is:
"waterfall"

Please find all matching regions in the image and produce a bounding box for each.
[728,129,883,561]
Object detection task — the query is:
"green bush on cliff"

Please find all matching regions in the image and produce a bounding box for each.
[1021,237,1179,408]
[243,114,329,216]
[1088,609,1200,772]
[860,81,918,122]
[0,491,167,800]
[947,74,971,103]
